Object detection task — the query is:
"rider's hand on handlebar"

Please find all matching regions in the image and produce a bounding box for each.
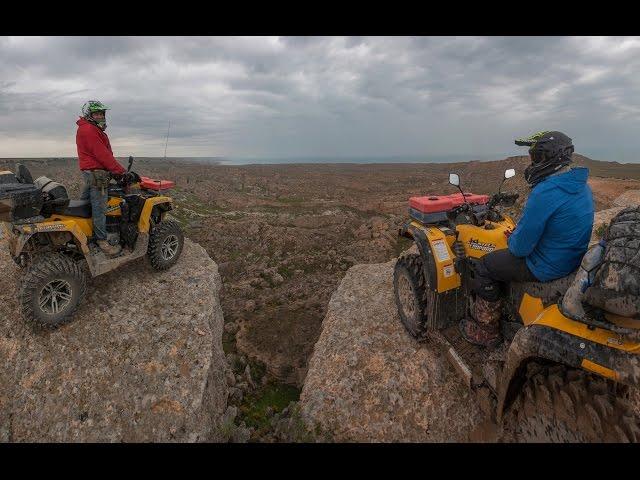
[492,191,519,207]
[117,171,141,184]
[127,171,141,183]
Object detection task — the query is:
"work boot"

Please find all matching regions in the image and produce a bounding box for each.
[97,240,122,256]
[459,296,503,348]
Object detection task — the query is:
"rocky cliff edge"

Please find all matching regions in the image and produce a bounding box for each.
[0,237,229,442]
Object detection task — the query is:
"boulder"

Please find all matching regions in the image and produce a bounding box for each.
[299,259,484,442]
[613,189,640,208]
[0,238,228,442]
[591,207,626,243]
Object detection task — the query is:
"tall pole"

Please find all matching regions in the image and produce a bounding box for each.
[163,121,170,161]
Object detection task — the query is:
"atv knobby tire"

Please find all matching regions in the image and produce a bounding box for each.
[504,362,640,442]
[147,219,184,270]
[18,253,87,327]
[394,253,431,340]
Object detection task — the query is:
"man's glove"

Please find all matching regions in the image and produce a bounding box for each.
[128,171,141,183]
[119,171,141,184]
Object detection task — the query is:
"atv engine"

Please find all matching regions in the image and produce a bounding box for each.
[105,194,146,249]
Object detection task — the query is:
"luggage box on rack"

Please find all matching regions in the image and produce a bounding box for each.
[0,183,43,222]
[139,176,175,191]
[0,171,17,184]
[409,192,489,225]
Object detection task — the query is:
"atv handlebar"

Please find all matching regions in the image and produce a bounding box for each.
[108,171,141,196]
[448,191,519,227]
[112,171,141,186]
[489,191,519,208]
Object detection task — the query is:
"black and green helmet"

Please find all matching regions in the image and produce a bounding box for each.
[81,100,109,129]
[515,131,574,186]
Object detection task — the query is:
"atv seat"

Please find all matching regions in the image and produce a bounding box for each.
[508,273,577,311]
[62,199,92,218]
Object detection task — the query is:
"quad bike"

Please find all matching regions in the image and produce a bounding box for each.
[0,157,184,327]
[393,169,640,442]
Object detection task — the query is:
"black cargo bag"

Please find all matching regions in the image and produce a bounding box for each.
[34,176,69,215]
[585,206,640,318]
[0,182,43,222]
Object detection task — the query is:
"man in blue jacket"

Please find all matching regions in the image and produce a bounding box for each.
[460,131,594,347]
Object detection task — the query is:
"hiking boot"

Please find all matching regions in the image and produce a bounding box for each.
[474,296,503,326]
[459,318,501,348]
[97,240,122,256]
[459,296,503,348]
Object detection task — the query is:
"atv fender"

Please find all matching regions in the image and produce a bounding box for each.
[496,317,640,422]
[8,221,90,258]
[138,196,173,233]
[496,324,567,422]
[400,222,438,291]
[399,221,460,293]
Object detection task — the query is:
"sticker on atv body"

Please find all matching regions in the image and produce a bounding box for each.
[432,239,451,262]
[36,223,66,232]
[443,264,455,277]
[468,238,496,253]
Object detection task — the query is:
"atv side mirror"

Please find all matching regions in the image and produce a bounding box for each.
[449,173,460,187]
[127,156,134,172]
[498,168,516,194]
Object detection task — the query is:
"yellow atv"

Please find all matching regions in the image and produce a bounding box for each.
[394,169,640,442]
[0,158,183,327]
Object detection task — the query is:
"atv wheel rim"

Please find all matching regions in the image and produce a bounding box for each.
[397,273,417,321]
[161,235,179,260]
[39,280,72,315]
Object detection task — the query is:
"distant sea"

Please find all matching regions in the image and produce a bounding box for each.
[2,150,637,165]
[217,154,510,165]
[175,150,639,165]
[0,154,509,166]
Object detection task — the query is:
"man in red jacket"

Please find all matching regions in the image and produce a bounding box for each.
[76,100,126,256]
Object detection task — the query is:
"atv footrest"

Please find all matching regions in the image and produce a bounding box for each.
[432,326,502,388]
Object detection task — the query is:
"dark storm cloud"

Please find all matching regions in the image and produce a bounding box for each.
[0,36,639,159]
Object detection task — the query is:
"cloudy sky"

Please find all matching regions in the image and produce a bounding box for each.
[1,36,640,161]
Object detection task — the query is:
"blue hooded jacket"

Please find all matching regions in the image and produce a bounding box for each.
[507,167,594,282]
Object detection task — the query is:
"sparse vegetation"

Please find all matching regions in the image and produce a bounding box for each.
[595,222,608,239]
[238,382,300,432]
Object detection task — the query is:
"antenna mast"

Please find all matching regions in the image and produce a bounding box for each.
[163,121,170,161]
[159,120,170,193]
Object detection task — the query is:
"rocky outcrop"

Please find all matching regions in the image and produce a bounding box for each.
[613,190,640,208]
[299,191,640,442]
[0,238,228,442]
[299,259,485,442]
[591,190,640,242]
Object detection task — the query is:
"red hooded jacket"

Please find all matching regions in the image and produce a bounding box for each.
[76,117,126,174]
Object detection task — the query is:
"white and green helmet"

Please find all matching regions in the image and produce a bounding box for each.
[81,100,109,129]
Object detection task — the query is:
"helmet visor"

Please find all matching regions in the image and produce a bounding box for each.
[529,148,546,164]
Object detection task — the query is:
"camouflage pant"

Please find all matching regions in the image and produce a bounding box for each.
[473,296,502,328]
[459,296,503,347]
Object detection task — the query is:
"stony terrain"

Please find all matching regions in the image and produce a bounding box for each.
[0,238,229,442]
[2,155,639,442]
[299,258,485,442]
